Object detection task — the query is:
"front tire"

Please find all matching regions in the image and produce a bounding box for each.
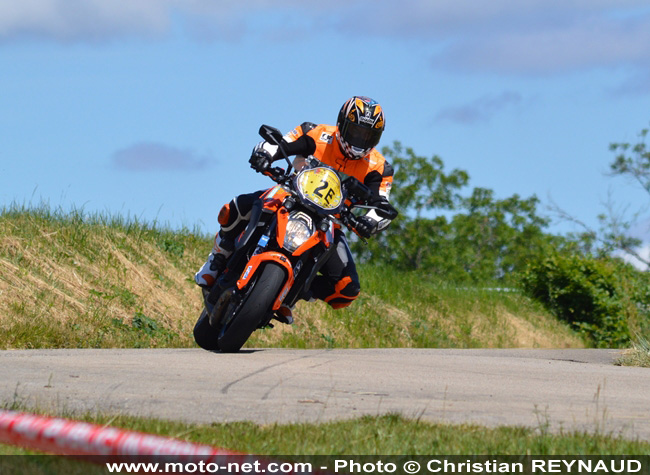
[217,263,286,353]
[193,309,220,351]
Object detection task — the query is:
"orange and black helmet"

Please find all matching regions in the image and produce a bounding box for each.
[336,96,385,159]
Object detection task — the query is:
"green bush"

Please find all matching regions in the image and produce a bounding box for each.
[519,253,643,347]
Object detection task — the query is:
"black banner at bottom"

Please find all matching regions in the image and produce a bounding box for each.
[0,455,648,475]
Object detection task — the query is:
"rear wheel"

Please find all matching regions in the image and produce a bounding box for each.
[217,263,286,353]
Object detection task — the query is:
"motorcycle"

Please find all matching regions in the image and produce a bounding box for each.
[193,125,398,352]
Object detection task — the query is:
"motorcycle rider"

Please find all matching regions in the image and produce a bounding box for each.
[195,96,395,314]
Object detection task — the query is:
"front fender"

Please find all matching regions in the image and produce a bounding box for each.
[236,252,294,310]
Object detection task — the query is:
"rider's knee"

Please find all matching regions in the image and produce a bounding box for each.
[218,203,231,226]
[324,276,360,309]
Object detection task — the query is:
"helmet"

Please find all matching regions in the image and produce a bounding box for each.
[336,96,385,159]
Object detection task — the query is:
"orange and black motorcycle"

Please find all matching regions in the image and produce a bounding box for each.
[193,125,398,352]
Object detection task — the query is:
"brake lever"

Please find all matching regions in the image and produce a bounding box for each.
[340,213,368,243]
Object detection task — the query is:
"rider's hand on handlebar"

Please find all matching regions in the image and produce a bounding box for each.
[354,215,378,239]
[249,149,272,173]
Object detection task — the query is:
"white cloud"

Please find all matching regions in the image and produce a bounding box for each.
[434,12,650,75]
[2,0,650,77]
[617,244,650,271]
[336,0,650,36]
[111,142,213,172]
[0,0,173,41]
[434,92,523,124]
[613,217,650,270]
[0,0,325,42]
[334,0,650,76]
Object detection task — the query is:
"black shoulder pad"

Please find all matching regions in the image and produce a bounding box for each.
[382,161,394,178]
[300,122,317,133]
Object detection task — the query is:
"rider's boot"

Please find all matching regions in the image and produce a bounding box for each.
[272,290,318,324]
[275,304,294,325]
[194,234,232,289]
[274,290,318,325]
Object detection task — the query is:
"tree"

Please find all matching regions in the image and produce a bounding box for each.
[448,188,553,282]
[384,141,469,214]
[610,127,650,194]
[352,142,468,273]
[604,125,650,268]
[352,142,557,283]
[552,124,650,269]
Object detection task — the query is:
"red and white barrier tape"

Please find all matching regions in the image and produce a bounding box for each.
[0,409,244,458]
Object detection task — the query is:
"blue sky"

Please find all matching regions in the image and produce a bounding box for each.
[2,1,650,257]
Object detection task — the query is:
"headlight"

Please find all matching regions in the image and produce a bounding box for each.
[283,213,314,252]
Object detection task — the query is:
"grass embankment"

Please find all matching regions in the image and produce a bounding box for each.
[1,412,648,456]
[0,205,205,349]
[0,206,584,350]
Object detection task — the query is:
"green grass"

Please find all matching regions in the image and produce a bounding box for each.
[1,412,649,456]
[0,456,106,475]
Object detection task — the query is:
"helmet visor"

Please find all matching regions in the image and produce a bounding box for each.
[340,121,382,150]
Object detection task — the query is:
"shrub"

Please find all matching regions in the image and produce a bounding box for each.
[519,253,643,347]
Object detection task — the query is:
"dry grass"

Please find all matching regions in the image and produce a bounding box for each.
[616,334,650,367]
[0,206,205,349]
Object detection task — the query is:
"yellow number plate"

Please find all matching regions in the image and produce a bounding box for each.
[296,167,343,211]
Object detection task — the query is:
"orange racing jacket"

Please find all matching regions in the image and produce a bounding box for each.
[261,122,393,209]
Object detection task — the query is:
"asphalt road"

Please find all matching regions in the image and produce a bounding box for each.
[1,348,648,440]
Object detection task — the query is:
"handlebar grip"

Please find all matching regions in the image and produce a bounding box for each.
[265,166,285,181]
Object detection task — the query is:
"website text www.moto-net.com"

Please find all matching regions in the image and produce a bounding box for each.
[104,458,646,474]
[106,460,313,474]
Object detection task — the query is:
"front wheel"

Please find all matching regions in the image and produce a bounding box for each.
[217,263,286,353]
[193,309,220,351]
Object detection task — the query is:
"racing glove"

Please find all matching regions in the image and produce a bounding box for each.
[249,148,272,173]
[354,215,378,239]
